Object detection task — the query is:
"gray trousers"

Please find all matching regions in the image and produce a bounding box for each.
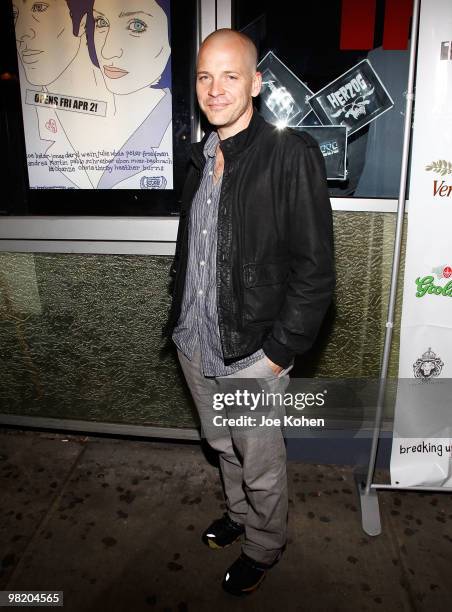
[177,344,292,565]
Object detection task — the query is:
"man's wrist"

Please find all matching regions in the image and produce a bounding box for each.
[263,353,284,374]
[262,335,295,369]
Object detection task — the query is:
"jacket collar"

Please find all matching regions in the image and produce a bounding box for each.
[191,108,267,169]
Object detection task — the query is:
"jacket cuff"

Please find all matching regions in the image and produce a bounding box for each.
[262,335,296,369]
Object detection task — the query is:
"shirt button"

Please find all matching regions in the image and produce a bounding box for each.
[200,260,205,266]
[207,198,211,204]
[208,171,213,176]
[202,229,207,235]
[198,289,203,296]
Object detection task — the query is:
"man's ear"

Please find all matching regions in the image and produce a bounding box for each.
[77,14,87,37]
[252,71,262,98]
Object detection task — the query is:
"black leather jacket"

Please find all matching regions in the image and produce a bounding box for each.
[165,110,335,368]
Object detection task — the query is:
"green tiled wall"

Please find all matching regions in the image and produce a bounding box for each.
[0,212,406,428]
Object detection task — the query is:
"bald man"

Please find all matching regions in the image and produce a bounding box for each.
[166,29,334,596]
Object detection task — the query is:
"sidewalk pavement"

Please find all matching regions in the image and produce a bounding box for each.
[0,428,451,611]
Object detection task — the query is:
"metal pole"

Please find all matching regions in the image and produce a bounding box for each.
[371,484,452,492]
[364,0,421,495]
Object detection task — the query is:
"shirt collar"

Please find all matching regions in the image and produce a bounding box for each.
[203,130,219,159]
[219,108,265,159]
[191,108,267,169]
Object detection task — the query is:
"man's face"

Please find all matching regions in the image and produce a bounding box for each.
[196,37,261,137]
[13,0,82,87]
[93,0,170,95]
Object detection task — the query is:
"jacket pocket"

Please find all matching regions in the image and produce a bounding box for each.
[243,262,289,288]
[242,262,289,325]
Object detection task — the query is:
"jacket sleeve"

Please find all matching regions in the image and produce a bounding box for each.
[262,133,335,367]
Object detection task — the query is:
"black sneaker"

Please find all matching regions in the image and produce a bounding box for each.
[222,552,270,596]
[201,513,245,549]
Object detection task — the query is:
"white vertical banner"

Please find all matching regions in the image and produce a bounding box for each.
[390,0,452,486]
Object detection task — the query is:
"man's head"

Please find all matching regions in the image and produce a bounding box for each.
[13,0,90,87]
[196,29,261,139]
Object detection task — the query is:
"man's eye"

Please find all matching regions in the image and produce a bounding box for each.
[95,16,109,28]
[128,19,147,33]
[32,3,48,12]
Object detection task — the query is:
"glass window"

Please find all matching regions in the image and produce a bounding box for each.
[234,0,411,198]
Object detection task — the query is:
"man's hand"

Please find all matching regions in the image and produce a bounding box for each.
[265,356,284,376]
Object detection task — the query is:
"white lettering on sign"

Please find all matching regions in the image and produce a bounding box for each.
[326,73,368,109]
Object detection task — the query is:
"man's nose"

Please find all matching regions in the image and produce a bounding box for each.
[100,31,124,60]
[208,77,224,97]
[15,14,35,44]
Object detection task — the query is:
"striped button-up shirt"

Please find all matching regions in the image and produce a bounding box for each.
[172,131,264,376]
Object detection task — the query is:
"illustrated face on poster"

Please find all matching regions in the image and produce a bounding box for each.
[92,0,170,96]
[13,0,86,87]
[12,0,173,191]
[257,51,313,128]
[307,60,394,136]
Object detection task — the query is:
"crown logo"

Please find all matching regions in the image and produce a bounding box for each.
[413,348,444,379]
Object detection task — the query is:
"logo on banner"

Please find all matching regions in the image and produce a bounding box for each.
[425,160,452,197]
[415,275,452,298]
[425,160,452,176]
[432,265,452,279]
[413,348,444,379]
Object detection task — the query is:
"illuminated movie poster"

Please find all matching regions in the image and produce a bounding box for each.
[307,59,394,136]
[293,126,347,181]
[257,51,313,128]
[12,0,173,190]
